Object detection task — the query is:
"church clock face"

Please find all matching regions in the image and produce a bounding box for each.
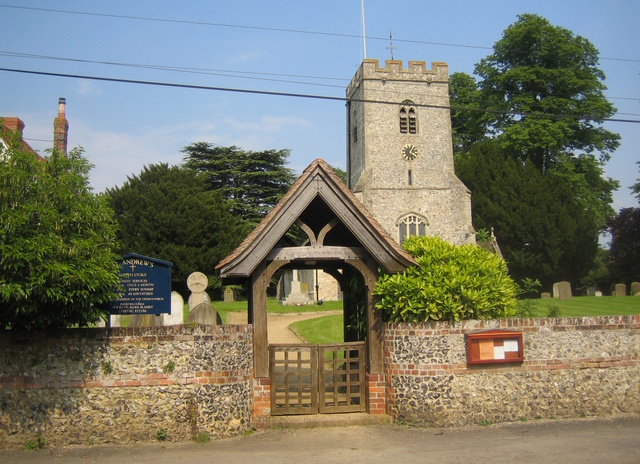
[401,144,418,161]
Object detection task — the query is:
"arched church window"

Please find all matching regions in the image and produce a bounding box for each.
[399,101,417,134]
[397,213,428,244]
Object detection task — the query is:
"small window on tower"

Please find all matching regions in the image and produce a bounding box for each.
[408,108,417,134]
[397,213,428,244]
[399,108,408,133]
[399,101,418,134]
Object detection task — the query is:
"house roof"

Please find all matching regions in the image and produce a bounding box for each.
[216,158,416,279]
[0,117,43,160]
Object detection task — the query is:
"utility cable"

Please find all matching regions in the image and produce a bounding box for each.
[1,67,638,124]
[1,4,638,63]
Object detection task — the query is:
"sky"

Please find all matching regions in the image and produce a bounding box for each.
[1,1,638,214]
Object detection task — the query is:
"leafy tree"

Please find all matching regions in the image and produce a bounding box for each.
[375,235,516,323]
[107,164,246,296]
[451,14,619,228]
[182,143,296,226]
[605,163,640,289]
[449,72,487,154]
[580,246,612,292]
[455,141,598,289]
[473,14,619,170]
[632,161,640,202]
[329,165,347,184]
[0,144,120,330]
[450,14,621,287]
[607,208,640,287]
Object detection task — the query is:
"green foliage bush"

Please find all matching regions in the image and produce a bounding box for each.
[0,142,121,330]
[374,236,516,322]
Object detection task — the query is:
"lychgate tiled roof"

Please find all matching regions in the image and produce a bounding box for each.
[216,158,415,278]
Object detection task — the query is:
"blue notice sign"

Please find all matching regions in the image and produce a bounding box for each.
[110,254,173,315]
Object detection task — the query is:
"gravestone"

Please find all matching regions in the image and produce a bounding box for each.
[553,281,572,300]
[164,291,184,325]
[187,302,222,325]
[186,271,218,325]
[630,282,640,296]
[541,292,551,299]
[187,272,209,310]
[110,315,122,327]
[281,269,313,305]
[224,286,235,303]
[614,283,627,296]
[586,287,597,297]
[188,291,210,309]
[595,291,603,297]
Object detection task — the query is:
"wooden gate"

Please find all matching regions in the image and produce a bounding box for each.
[269,342,366,415]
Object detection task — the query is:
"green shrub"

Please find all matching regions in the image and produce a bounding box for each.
[546,303,562,318]
[515,277,541,317]
[375,236,516,322]
[162,361,175,373]
[193,432,210,443]
[24,432,46,450]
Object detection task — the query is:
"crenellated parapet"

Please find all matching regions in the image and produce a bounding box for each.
[347,59,449,97]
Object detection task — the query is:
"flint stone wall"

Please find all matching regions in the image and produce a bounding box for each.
[385,316,640,427]
[0,325,252,448]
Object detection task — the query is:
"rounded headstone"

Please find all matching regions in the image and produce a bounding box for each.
[187,272,208,293]
[186,302,221,325]
[164,291,185,325]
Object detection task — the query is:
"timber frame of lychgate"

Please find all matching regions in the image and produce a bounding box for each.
[216,159,415,413]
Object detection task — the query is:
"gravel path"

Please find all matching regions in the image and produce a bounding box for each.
[226,310,341,343]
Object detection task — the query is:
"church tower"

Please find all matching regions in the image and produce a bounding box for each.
[346,59,474,245]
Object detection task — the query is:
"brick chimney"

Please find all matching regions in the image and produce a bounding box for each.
[2,117,25,135]
[53,97,68,155]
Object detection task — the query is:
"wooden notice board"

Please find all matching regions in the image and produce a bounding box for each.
[467,330,523,365]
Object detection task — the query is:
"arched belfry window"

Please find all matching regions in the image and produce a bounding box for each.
[397,213,428,244]
[399,101,417,134]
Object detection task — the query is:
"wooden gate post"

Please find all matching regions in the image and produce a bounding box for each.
[251,262,269,378]
[345,258,382,374]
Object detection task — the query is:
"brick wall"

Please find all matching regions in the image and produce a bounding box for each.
[0,325,253,448]
[384,316,640,427]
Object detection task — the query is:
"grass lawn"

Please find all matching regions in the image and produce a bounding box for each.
[528,295,640,318]
[286,296,640,345]
[121,295,639,330]
[211,298,343,324]
[289,314,344,344]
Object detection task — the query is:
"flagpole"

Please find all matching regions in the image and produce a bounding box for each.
[361,0,367,59]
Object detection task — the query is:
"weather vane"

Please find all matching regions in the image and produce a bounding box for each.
[387,31,397,59]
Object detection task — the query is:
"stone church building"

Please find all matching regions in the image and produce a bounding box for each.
[279,58,474,304]
[347,59,474,246]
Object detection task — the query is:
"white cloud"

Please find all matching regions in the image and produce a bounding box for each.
[75,79,103,96]
[228,51,260,64]
[68,112,314,192]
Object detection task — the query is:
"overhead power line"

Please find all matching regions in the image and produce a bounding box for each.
[0,50,348,89]
[1,50,638,107]
[1,4,638,63]
[1,67,638,124]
